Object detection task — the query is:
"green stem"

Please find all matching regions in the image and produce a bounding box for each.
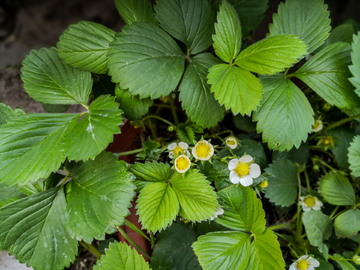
[80,241,102,259]
[61,172,71,187]
[309,146,334,158]
[304,170,311,194]
[142,115,176,128]
[325,114,360,132]
[268,223,292,231]
[117,226,151,260]
[296,173,303,238]
[117,148,144,157]
[124,220,151,242]
[169,95,179,126]
[329,205,340,219]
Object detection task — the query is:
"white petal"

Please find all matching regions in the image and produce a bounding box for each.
[299,196,305,202]
[303,206,311,211]
[307,266,314,270]
[230,171,240,184]
[185,150,191,158]
[312,204,321,211]
[191,147,197,158]
[167,142,177,150]
[249,163,261,178]
[308,257,320,267]
[239,155,253,163]
[216,207,224,215]
[169,153,174,159]
[228,159,239,170]
[289,262,296,270]
[315,197,323,207]
[179,142,189,149]
[240,175,253,187]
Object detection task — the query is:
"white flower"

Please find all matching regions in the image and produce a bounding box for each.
[192,140,214,161]
[210,207,224,221]
[225,136,238,149]
[311,119,323,133]
[299,195,323,212]
[289,255,320,270]
[167,142,190,159]
[228,155,261,187]
[174,155,191,173]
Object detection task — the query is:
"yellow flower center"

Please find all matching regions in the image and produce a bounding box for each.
[304,196,315,207]
[234,162,250,178]
[227,139,236,146]
[172,146,184,156]
[312,121,320,130]
[194,142,212,159]
[259,181,268,188]
[175,156,190,171]
[321,136,333,146]
[295,258,310,270]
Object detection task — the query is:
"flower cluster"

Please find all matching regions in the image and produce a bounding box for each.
[228,155,261,187]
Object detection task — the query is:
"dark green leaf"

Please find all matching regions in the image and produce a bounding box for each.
[179,53,225,128]
[328,127,355,170]
[108,23,185,99]
[42,104,70,113]
[235,35,307,75]
[0,187,78,270]
[0,103,25,126]
[216,184,266,234]
[233,114,256,132]
[152,222,201,270]
[193,231,251,270]
[198,159,231,190]
[21,47,92,106]
[208,64,262,115]
[213,1,242,63]
[254,75,314,151]
[227,0,268,38]
[303,210,333,258]
[319,173,356,206]
[295,42,360,109]
[349,32,360,97]
[269,0,331,54]
[64,95,122,161]
[66,152,135,242]
[114,0,157,25]
[115,86,153,120]
[57,21,116,74]
[334,209,360,238]
[333,254,357,270]
[155,0,214,54]
[349,135,360,177]
[264,159,298,206]
[0,113,78,186]
[272,142,309,165]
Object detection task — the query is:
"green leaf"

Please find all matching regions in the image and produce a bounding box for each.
[21,47,92,106]
[155,0,214,55]
[324,24,354,47]
[129,162,172,182]
[235,35,306,75]
[66,152,135,242]
[349,135,360,177]
[198,159,231,190]
[137,182,179,232]
[303,210,333,258]
[216,184,266,234]
[107,23,185,99]
[213,1,242,63]
[246,229,285,270]
[333,254,357,270]
[254,75,314,151]
[176,123,196,144]
[93,241,150,270]
[0,187,78,270]
[319,173,356,206]
[264,159,298,206]
[64,95,122,161]
[0,183,26,204]
[193,231,251,270]
[334,209,360,238]
[0,103,25,126]
[233,114,256,132]
[269,0,331,54]
[0,197,21,208]
[115,86,153,120]
[42,103,70,113]
[272,142,309,165]
[172,170,218,222]
[152,222,201,270]
[227,0,268,38]
[208,64,262,115]
[179,53,225,128]
[328,127,355,170]
[57,21,116,74]
[0,113,78,186]
[136,137,162,161]
[114,0,157,26]
[295,42,360,109]
[349,32,360,97]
